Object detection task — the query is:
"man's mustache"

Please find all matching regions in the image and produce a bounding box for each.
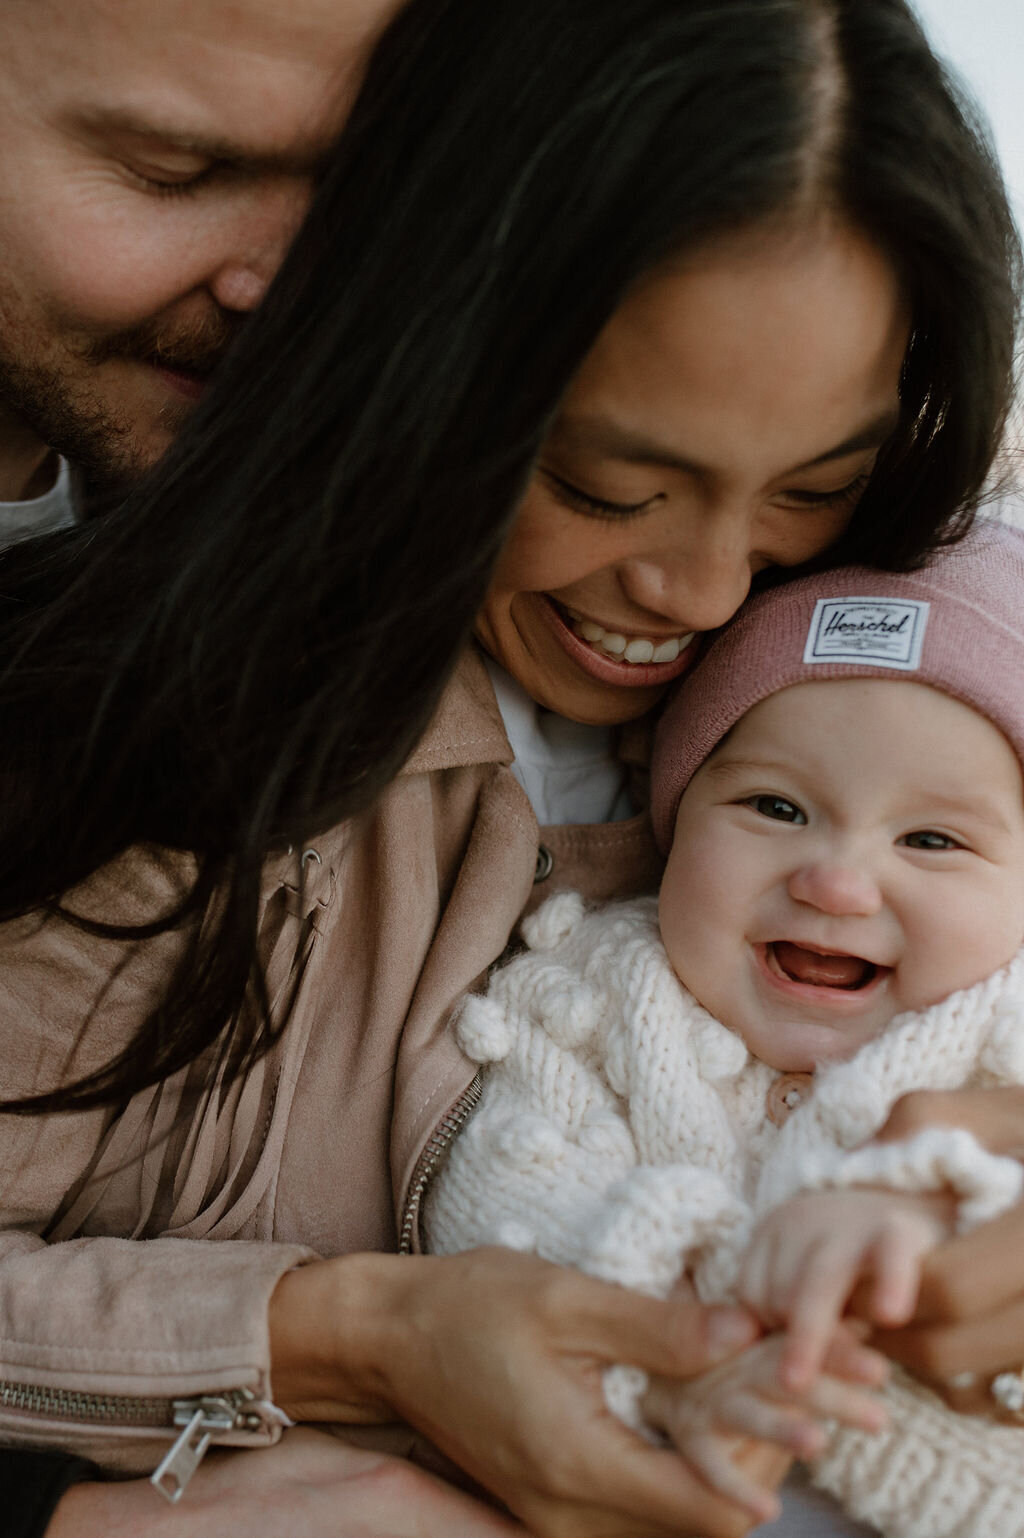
[85,312,243,376]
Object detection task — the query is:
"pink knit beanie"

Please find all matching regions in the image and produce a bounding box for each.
[651,519,1024,853]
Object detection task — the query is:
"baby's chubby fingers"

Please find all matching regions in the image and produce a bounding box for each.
[799,1369,889,1436]
[820,1324,889,1387]
[677,1431,783,1526]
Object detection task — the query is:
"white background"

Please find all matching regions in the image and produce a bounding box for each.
[912,0,1024,231]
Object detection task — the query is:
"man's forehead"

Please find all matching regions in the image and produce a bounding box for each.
[15,0,402,154]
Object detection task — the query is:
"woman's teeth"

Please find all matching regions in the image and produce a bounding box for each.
[564,608,695,665]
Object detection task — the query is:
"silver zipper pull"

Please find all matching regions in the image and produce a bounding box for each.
[150,1392,258,1504]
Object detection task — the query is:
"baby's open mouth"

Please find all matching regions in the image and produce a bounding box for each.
[768,941,880,991]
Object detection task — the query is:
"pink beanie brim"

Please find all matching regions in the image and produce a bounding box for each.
[651,519,1024,853]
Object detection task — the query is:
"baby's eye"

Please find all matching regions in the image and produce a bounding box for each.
[899,829,962,852]
[742,795,807,824]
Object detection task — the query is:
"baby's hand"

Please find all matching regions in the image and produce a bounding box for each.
[642,1328,888,1524]
[739,1187,953,1392]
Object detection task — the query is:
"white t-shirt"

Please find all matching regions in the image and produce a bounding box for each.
[0,458,75,548]
[484,656,633,826]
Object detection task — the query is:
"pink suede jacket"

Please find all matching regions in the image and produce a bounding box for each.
[0,648,662,1479]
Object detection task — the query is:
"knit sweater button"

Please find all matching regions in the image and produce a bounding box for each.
[766,1072,814,1127]
[534,845,554,883]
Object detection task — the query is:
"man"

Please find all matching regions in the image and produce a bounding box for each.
[0,0,392,521]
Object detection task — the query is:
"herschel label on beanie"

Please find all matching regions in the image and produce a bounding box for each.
[802,598,930,670]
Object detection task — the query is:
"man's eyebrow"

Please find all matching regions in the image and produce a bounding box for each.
[72,107,329,174]
[551,408,901,478]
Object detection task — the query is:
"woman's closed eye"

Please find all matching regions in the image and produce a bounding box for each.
[742,794,807,824]
[543,469,659,521]
[777,470,873,512]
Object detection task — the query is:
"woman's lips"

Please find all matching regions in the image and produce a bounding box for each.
[541,597,699,688]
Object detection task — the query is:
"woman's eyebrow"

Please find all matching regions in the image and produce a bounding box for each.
[552,408,901,476]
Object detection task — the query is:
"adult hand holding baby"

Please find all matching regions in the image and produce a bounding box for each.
[871,1087,1024,1418]
[269,1246,778,1538]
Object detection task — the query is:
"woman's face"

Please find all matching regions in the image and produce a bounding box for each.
[476,220,910,725]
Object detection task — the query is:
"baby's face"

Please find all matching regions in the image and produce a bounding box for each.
[660,678,1024,1071]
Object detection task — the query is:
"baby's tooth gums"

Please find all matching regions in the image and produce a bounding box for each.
[562,605,695,666]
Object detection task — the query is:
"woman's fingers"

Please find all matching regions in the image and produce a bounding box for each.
[910,1201,1024,1324]
[342,1249,770,1538]
[880,1293,1024,1387]
[573,1279,760,1377]
[875,1088,1024,1159]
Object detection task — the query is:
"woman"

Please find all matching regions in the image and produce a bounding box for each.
[0,0,1019,1535]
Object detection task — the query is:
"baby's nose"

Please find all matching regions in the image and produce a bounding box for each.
[787,862,882,917]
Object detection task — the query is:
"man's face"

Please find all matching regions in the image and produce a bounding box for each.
[0,0,398,484]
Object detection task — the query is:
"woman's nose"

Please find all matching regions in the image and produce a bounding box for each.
[787,862,883,917]
[620,539,755,633]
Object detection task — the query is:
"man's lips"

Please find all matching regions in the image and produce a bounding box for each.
[540,597,699,688]
[148,360,213,402]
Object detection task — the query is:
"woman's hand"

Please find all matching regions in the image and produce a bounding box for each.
[47,1428,522,1538]
[866,1088,1024,1417]
[269,1247,773,1538]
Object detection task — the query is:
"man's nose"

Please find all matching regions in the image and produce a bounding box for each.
[787,861,883,917]
[208,176,314,314]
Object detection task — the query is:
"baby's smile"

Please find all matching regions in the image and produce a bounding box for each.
[764,941,886,993]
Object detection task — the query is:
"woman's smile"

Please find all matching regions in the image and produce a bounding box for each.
[541,596,699,686]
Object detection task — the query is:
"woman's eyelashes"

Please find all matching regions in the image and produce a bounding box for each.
[543,470,658,521]
[543,467,874,524]
[779,470,873,512]
[742,794,807,824]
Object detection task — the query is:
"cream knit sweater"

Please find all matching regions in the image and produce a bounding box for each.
[425,893,1024,1538]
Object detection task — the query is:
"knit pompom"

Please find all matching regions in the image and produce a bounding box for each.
[533,972,601,1049]
[455,994,517,1062]
[494,1112,567,1168]
[692,1014,750,1080]
[521,891,586,951]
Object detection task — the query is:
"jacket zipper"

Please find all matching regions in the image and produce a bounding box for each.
[399,1073,483,1254]
[0,1380,288,1504]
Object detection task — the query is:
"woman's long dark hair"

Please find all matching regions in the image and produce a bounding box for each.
[0,0,1018,1112]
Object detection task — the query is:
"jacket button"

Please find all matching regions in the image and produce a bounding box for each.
[766,1072,814,1127]
[534,845,554,883]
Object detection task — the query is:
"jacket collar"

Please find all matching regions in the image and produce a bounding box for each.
[402,645,512,776]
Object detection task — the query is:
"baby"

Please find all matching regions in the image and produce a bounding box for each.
[425,519,1024,1538]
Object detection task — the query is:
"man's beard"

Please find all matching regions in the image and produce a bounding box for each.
[0,306,241,492]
